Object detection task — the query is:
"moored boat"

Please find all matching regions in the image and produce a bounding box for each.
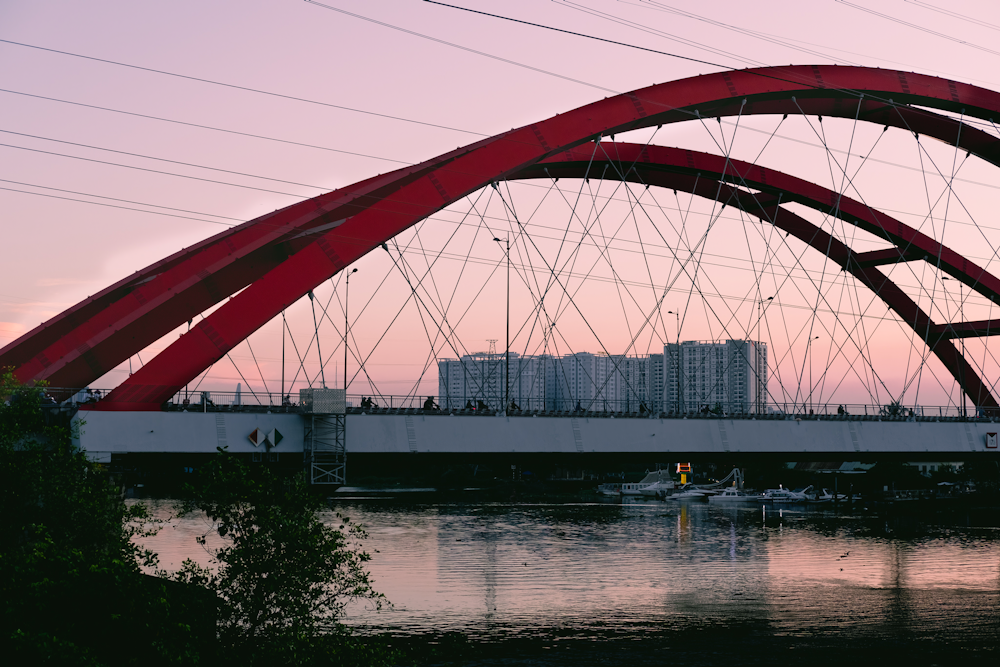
[640,478,676,497]
[708,487,769,504]
[806,488,848,504]
[763,485,811,504]
[622,470,673,496]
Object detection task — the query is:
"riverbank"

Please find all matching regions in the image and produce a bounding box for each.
[370,622,999,666]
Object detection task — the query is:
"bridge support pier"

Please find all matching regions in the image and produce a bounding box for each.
[300,388,346,486]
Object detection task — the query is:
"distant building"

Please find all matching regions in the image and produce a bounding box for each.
[437,339,766,413]
[664,340,767,413]
[438,352,545,410]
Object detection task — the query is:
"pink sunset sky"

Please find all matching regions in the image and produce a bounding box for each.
[2,0,1000,410]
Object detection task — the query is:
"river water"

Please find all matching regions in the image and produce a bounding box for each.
[140,495,1000,663]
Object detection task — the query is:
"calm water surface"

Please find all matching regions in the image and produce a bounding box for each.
[141,496,1000,663]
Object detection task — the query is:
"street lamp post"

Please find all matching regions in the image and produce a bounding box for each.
[344,267,357,394]
[494,237,510,411]
[806,335,819,414]
[667,310,680,414]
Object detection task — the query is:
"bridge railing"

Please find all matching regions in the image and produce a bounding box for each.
[35,387,998,421]
[161,391,432,411]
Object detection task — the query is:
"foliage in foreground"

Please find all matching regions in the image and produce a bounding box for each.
[0,370,205,665]
[1,371,394,665]
[170,450,394,666]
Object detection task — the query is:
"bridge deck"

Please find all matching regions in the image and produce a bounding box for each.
[73,410,1000,461]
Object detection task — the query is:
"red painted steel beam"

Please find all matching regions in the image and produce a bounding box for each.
[929,320,1000,339]
[852,248,921,267]
[3,65,997,402]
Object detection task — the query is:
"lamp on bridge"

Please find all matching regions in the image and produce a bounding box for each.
[493,237,510,412]
[806,335,819,414]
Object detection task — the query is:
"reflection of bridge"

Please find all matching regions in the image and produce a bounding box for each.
[9,65,1000,472]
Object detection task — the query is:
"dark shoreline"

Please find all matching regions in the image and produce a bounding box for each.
[351,620,1000,666]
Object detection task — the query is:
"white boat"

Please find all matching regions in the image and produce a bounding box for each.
[597,483,622,496]
[708,487,769,504]
[640,478,676,497]
[763,485,811,504]
[806,488,847,504]
[622,470,673,496]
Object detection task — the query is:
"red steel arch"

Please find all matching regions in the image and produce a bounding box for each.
[92,142,1000,409]
[2,65,999,409]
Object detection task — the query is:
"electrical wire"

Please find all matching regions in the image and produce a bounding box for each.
[0,186,231,226]
[0,177,241,220]
[0,88,412,166]
[0,142,309,198]
[835,1,1000,58]
[904,0,1000,32]
[0,38,486,136]
[0,129,332,190]
[422,0,745,71]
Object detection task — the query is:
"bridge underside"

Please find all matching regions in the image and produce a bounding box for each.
[75,411,1000,462]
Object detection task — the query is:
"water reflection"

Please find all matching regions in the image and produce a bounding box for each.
[137,499,1000,646]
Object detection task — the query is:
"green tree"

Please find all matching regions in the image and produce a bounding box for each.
[171,450,392,666]
[0,370,207,665]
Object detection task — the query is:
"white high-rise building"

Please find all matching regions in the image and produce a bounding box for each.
[664,340,767,414]
[647,353,665,413]
[437,353,547,410]
[436,340,764,413]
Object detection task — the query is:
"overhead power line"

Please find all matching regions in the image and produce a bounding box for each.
[0,186,231,226]
[0,142,309,198]
[420,0,739,71]
[414,1,993,131]
[0,89,412,166]
[0,129,329,191]
[835,1,1000,58]
[0,38,486,136]
[0,177,241,220]
[629,0,861,66]
[305,1,619,94]
[904,0,1000,33]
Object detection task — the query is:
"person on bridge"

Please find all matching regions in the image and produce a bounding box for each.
[423,396,439,411]
[508,401,520,412]
[465,400,475,411]
[575,400,583,413]
[477,399,490,412]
